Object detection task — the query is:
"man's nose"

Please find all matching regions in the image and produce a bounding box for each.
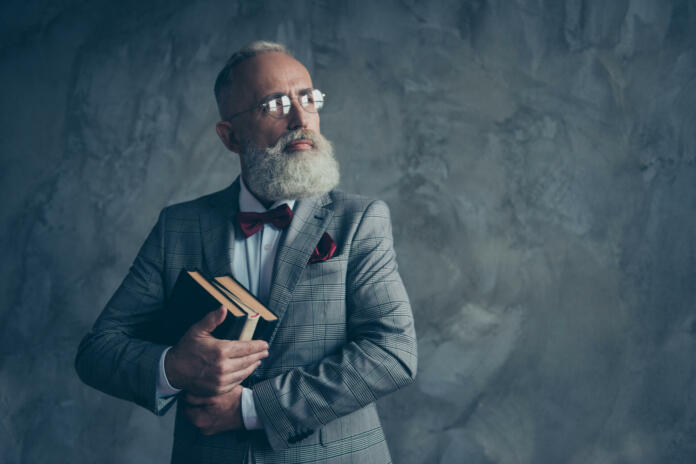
[286,99,310,130]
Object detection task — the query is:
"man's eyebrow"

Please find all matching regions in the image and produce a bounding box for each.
[259,91,286,102]
[259,88,315,101]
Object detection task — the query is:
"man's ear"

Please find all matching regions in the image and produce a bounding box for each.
[215,121,242,153]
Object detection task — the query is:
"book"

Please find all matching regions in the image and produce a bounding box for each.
[150,268,275,345]
[213,274,278,342]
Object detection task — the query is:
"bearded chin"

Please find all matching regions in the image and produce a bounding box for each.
[240,132,340,203]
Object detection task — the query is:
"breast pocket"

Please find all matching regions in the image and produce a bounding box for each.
[301,257,346,285]
[292,258,347,319]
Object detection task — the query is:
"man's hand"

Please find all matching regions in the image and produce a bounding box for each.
[164,306,268,396]
[184,385,245,434]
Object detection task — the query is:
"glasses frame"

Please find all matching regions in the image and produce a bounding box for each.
[226,89,326,121]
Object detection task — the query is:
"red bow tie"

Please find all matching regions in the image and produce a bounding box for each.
[236,204,293,238]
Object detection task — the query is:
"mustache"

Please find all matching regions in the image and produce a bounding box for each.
[275,129,320,150]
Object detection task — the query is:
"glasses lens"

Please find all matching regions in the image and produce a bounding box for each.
[296,89,325,113]
[313,89,325,111]
[263,90,325,118]
[264,95,291,119]
[307,89,324,112]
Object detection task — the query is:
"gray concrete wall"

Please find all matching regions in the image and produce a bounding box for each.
[2,0,695,462]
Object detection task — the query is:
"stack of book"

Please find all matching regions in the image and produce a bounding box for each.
[152,269,278,344]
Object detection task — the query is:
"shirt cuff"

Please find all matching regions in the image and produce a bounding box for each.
[241,387,262,430]
[156,346,182,398]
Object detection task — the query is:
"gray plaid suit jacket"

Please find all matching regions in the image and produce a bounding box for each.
[75,178,417,463]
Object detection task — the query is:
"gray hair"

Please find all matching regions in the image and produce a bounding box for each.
[214,41,291,118]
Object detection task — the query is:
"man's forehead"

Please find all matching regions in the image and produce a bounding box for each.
[236,52,314,100]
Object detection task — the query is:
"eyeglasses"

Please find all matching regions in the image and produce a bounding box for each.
[227,88,326,120]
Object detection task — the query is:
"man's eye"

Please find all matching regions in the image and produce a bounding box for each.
[266,97,287,112]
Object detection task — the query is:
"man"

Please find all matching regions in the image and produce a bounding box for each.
[75,41,417,463]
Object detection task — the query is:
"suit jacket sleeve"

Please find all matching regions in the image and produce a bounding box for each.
[74,208,176,416]
[252,200,418,450]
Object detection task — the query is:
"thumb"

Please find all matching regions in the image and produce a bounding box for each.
[194,305,227,334]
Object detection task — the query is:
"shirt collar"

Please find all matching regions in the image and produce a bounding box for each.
[239,176,296,213]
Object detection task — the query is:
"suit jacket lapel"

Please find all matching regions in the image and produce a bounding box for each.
[266,193,334,337]
[200,179,240,277]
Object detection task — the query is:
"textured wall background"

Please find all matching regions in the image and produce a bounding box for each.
[2,0,696,463]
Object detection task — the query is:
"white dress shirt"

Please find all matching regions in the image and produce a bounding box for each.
[156,177,294,430]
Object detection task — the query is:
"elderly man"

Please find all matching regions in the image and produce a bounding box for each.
[75,41,417,463]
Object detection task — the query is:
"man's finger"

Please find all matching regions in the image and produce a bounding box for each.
[210,350,267,383]
[222,350,268,372]
[199,355,261,395]
[220,340,269,358]
[192,306,228,334]
[220,360,262,386]
[200,427,216,436]
[184,405,212,429]
[184,405,200,422]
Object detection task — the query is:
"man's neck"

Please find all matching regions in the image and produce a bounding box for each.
[241,174,275,209]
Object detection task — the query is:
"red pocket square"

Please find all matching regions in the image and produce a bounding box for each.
[308,232,337,264]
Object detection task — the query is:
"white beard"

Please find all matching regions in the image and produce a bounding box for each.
[240,129,340,203]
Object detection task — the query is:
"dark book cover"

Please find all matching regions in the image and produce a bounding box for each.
[149,268,247,345]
